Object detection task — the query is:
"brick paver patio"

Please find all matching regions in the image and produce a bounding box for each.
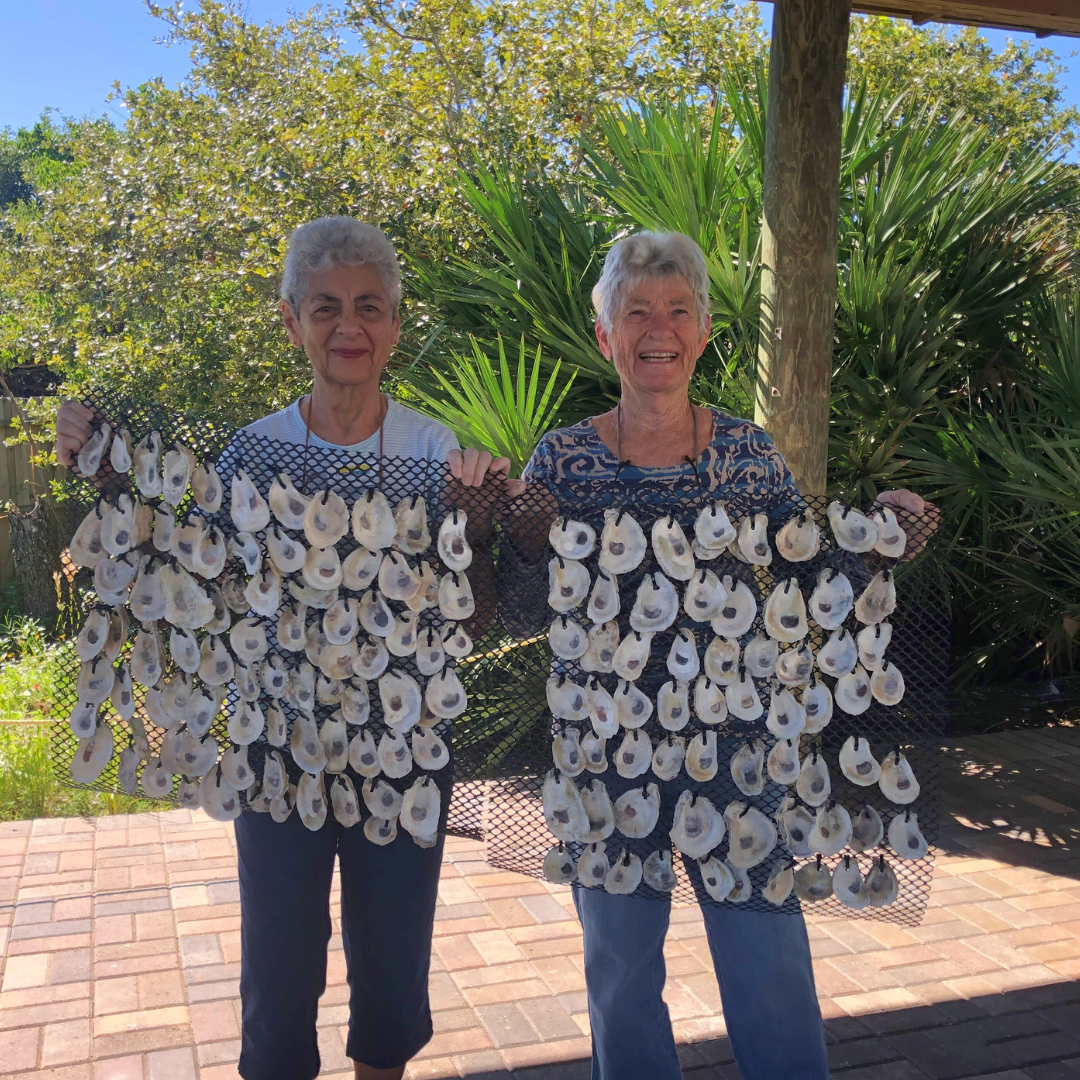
[1,727,1078,1080]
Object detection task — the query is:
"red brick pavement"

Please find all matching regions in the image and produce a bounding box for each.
[1,727,1078,1079]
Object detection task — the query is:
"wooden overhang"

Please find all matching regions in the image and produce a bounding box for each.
[853,0,1080,38]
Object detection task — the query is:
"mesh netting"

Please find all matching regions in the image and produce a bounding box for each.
[52,391,947,925]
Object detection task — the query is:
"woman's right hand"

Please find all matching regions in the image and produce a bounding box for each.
[55,400,95,468]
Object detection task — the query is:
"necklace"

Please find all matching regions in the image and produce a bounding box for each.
[299,391,387,493]
[614,401,702,484]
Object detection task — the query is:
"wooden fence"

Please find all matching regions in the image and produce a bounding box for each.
[0,397,61,585]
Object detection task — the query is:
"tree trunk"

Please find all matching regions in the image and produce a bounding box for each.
[755,0,851,495]
[8,499,64,633]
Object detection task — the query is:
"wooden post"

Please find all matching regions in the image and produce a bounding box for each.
[755,0,851,495]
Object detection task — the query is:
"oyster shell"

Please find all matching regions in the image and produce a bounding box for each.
[839,736,881,786]
[873,506,907,558]
[413,726,450,771]
[685,729,719,781]
[643,850,677,893]
[581,621,619,673]
[94,553,138,599]
[778,799,815,856]
[651,515,695,581]
[189,461,222,513]
[817,628,858,678]
[264,701,287,747]
[358,590,395,638]
[808,568,854,631]
[160,443,194,506]
[598,509,647,575]
[70,501,108,568]
[268,472,311,530]
[107,426,133,473]
[888,810,929,859]
[330,775,361,827]
[725,668,762,722]
[340,680,370,724]
[548,556,590,613]
[744,633,779,679]
[363,777,403,819]
[221,743,254,791]
[543,843,576,884]
[425,664,468,721]
[762,860,795,906]
[364,815,398,845]
[68,699,98,740]
[442,622,473,659]
[658,679,692,731]
[613,630,652,681]
[379,668,423,731]
[348,729,380,776]
[764,577,808,643]
[855,570,896,625]
[808,802,852,856]
[724,801,777,868]
[229,617,268,666]
[549,517,596,560]
[793,855,834,902]
[703,636,740,684]
[379,550,421,602]
[377,729,414,779]
[406,560,440,613]
[694,500,736,551]
[871,661,905,706]
[605,849,644,894]
[265,525,306,575]
[549,615,588,660]
[101,494,137,557]
[833,855,870,909]
[614,728,652,779]
[287,663,317,712]
[835,665,873,716]
[547,675,590,722]
[866,854,899,906]
[320,714,349,774]
[552,727,585,776]
[200,765,243,821]
[766,685,806,740]
[542,769,588,842]
[76,608,109,662]
[228,532,261,576]
[669,791,726,859]
[827,501,878,553]
[630,572,679,633]
[129,558,166,623]
[613,680,652,729]
[323,598,359,646]
[297,771,329,831]
[586,569,620,625]
[301,545,342,593]
[698,855,736,902]
[438,571,476,622]
[437,508,472,571]
[737,513,772,565]
[342,546,383,592]
[683,568,726,622]
[352,490,397,550]
[394,494,431,554]
[730,740,766,796]
[581,731,608,773]
[651,733,686,781]
[353,635,390,681]
[776,644,814,687]
[133,431,163,498]
[227,699,264,746]
[776,509,820,563]
[193,526,227,580]
[386,610,419,657]
[577,842,610,887]
[796,750,831,807]
[850,805,884,853]
[110,663,135,720]
[710,576,757,637]
[691,675,727,725]
[666,629,700,681]
[290,714,327,774]
[879,750,920,804]
[613,783,660,839]
[585,677,618,738]
[230,469,270,533]
[130,627,162,687]
[76,422,111,478]
[857,621,892,672]
[766,738,800,786]
[580,779,616,842]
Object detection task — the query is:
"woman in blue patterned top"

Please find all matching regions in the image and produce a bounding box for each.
[507,231,937,1080]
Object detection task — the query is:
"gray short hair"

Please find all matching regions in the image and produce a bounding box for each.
[592,231,710,333]
[281,216,402,317]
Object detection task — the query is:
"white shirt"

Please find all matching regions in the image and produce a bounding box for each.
[242,396,459,462]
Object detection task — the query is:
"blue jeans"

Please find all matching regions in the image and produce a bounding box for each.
[574,888,829,1080]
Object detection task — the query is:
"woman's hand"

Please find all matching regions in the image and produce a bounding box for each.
[875,489,941,556]
[55,400,96,469]
[447,448,511,488]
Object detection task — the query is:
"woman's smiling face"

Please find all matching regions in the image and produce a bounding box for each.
[281,262,400,388]
[596,275,711,396]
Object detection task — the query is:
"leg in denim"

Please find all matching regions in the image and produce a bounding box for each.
[573,887,683,1080]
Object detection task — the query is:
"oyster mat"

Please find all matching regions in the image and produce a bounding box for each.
[53,391,947,925]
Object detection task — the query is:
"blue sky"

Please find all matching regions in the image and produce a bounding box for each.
[2,0,1078,133]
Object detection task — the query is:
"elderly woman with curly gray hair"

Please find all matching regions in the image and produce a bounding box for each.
[503,230,938,1080]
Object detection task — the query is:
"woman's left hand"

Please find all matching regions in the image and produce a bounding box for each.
[447,448,511,488]
[875,489,941,555]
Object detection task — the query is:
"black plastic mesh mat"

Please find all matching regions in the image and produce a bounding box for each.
[52,391,947,925]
